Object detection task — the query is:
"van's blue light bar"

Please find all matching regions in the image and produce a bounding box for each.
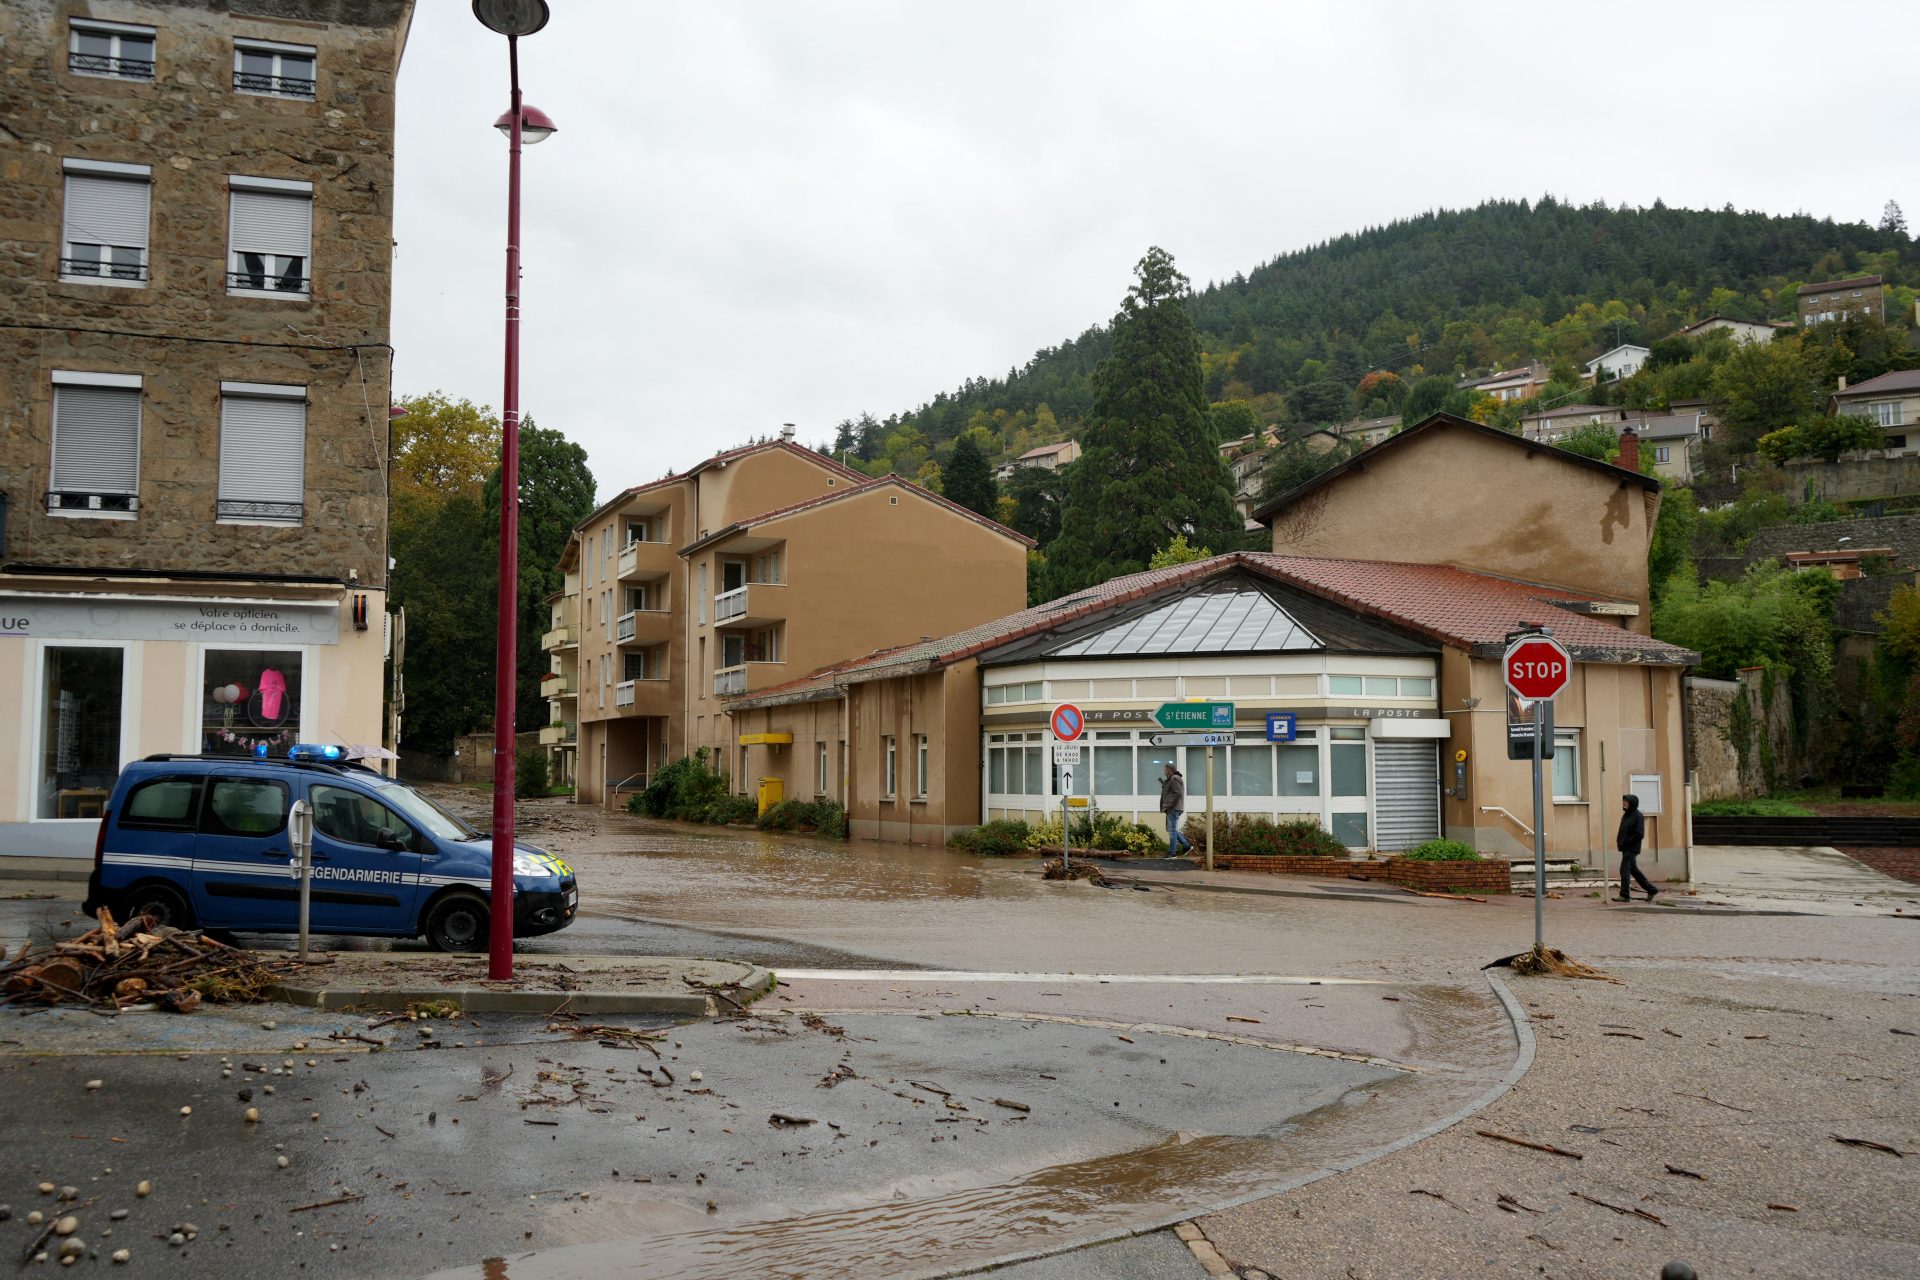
[288,743,346,762]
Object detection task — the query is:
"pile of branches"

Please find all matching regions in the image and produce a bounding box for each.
[1041,857,1109,886]
[1,909,289,1013]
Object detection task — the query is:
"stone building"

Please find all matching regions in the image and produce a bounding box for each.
[0,1,414,860]
[1797,275,1885,327]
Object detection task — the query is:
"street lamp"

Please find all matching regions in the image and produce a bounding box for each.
[472,0,555,979]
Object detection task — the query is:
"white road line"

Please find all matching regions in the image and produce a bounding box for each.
[774,970,1384,985]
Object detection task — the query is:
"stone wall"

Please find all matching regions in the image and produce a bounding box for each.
[0,1,411,588]
[1781,457,1920,505]
[1686,669,1798,800]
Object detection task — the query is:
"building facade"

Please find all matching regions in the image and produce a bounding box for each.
[1583,344,1650,381]
[1829,369,1920,456]
[1797,275,1885,326]
[0,0,413,860]
[1670,315,1786,346]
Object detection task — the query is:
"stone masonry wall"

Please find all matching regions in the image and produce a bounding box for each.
[0,1,410,587]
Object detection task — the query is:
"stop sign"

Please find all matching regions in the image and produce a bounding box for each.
[1503,635,1571,701]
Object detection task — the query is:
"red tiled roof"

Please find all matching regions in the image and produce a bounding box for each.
[678,474,1034,558]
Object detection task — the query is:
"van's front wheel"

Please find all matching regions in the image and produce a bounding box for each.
[424,893,489,953]
[121,882,194,930]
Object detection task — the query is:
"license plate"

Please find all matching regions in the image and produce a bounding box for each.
[566,889,577,909]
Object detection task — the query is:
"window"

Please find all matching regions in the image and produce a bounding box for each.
[49,370,141,515]
[625,518,649,545]
[227,176,312,295]
[233,38,315,99]
[883,736,897,797]
[1327,675,1363,696]
[311,785,414,848]
[816,741,830,796]
[1552,731,1582,800]
[61,160,151,283]
[915,735,929,798]
[1230,739,1274,796]
[622,651,645,681]
[38,645,126,819]
[1655,446,1671,464]
[201,648,303,756]
[217,382,306,522]
[69,20,155,81]
[1870,402,1904,428]
[697,564,708,623]
[122,778,202,830]
[202,777,289,837]
[1330,727,1368,796]
[985,681,1045,705]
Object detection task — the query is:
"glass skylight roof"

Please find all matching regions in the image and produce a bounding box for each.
[1051,589,1321,657]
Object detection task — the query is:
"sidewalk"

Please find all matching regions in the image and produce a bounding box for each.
[272,952,775,1015]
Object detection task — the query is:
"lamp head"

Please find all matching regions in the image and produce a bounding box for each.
[472,0,549,36]
[495,104,557,144]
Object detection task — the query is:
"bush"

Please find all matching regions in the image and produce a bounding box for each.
[639,750,729,820]
[1400,838,1481,862]
[755,799,849,837]
[513,746,549,799]
[1185,814,1350,858]
[948,819,1032,855]
[1691,797,1815,817]
[1888,755,1920,802]
[695,793,757,825]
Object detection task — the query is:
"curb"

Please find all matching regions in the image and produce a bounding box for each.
[1121,877,1425,907]
[270,964,776,1017]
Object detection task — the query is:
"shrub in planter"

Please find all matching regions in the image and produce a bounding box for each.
[1235,817,1349,858]
[757,799,821,832]
[1400,838,1481,862]
[640,749,728,819]
[696,793,758,825]
[813,800,848,838]
[513,746,549,799]
[1025,817,1065,849]
[949,819,1032,855]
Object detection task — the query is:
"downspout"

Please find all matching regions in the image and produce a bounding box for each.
[905,678,913,848]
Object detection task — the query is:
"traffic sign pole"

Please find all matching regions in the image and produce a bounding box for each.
[1503,629,1568,955]
[1532,699,1546,950]
[1204,747,1216,873]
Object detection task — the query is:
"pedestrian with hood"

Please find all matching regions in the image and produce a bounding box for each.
[1159,761,1193,858]
[1616,793,1657,902]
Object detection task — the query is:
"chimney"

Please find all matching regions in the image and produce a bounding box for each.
[780,422,796,441]
[1616,427,1640,473]
[1837,376,1847,391]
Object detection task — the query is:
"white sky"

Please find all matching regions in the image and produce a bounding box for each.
[391,0,1917,497]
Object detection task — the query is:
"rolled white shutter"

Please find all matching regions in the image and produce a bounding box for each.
[219,392,306,515]
[230,188,311,258]
[1373,740,1441,852]
[64,173,150,250]
[52,385,141,495]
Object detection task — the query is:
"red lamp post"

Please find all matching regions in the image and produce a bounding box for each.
[472,0,555,979]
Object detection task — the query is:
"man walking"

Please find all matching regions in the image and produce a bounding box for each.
[1160,761,1193,857]
[1616,793,1657,902]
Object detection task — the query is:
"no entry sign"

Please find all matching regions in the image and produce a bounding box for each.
[1049,703,1085,742]
[1503,635,1571,701]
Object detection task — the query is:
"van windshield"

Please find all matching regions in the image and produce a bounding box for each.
[375,782,481,842]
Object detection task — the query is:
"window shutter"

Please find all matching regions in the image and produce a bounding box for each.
[230,188,311,258]
[219,392,306,517]
[64,173,150,250]
[53,385,141,494]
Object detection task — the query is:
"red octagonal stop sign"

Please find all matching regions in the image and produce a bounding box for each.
[1503,635,1572,701]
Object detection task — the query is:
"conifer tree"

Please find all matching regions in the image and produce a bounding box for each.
[941,433,998,517]
[1042,248,1238,597]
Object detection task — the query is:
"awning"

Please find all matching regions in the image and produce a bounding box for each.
[736,732,793,745]
[1367,719,1451,739]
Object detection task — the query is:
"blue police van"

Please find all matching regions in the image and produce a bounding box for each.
[82,746,577,951]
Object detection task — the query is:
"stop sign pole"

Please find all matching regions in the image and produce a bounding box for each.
[1504,630,1571,951]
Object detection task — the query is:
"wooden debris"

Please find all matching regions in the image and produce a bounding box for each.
[1603,1031,1645,1040]
[1832,1134,1909,1157]
[992,1098,1031,1113]
[1675,1092,1754,1113]
[0,910,289,1012]
[1664,1164,1708,1181]
[1475,1129,1583,1160]
[1505,945,1621,983]
[767,1113,817,1127]
[1569,1190,1665,1226]
[289,1194,365,1214]
[1409,1188,1469,1213]
[1496,1193,1544,1215]
[1225,1015,1261,1024]
[1767,1203,1798,1212]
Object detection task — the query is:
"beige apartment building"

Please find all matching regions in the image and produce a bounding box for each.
[554,434,1031,805]
[0,1,413,862]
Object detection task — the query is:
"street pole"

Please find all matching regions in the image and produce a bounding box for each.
[290,799,313,962]
[1060,788,1070,875]
[1204,747,1216,873]
[1531,699,1546,951]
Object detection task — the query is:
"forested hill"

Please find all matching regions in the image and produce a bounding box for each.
[839,197,1912,463]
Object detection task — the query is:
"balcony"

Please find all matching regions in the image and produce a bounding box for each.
[712,582,786,629]
[538,720,576,746]
[540,671,576,699]
[617,538,674,583]
[615,608,671,646]
[714,666,747,697]
[615,680,635,709]
[541,623,578,651]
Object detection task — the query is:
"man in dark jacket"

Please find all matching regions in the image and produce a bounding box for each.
[1159,763,1193,857]
[1616,793,1657,902]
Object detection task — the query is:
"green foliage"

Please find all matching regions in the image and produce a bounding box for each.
[941,433,998,517]
[1183,814,1351,858]
[1148,534,1212,569]
[1653,564,1836,683]
[1399,838,1482,862]
[1556,422,1619,460]
[757,799,847,837]
[1647,483,1696,608]
[1890,754,1920,801]
[1006,466,1067,547]
[1043,248,1242,597]
[696,794,758,825]
[947,819,1033,855]
[1287,378,1351,424]
[638,749,730,820]
[1690,797,1815,816]
[1401,375,1456,424]
[1353,370,1408,413]
[391,393,499,503]
[389,489,494,754]
[1210,399,1261,444]
[1255,436,1361,505]
[1755,414,1885,464]
[513,746,549,799]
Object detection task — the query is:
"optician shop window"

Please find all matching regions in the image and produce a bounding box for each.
[201,648,303,757]
[38,645,127,819]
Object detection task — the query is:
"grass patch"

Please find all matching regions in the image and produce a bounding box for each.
[1691,797,1815,817]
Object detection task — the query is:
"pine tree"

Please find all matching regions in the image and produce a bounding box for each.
[1881,199,1908,238]
[942,433,998,517]
[1042,248,1239,597]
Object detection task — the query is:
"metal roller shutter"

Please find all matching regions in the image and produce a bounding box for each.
[219,391,306,520]
[230,188,311,258]
[1373,740,1439,851]
[52,385,141,495]
[63,173,150,252]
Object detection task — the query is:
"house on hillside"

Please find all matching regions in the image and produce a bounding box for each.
[1584,344,1650,381]
[1519,403,1628,442]
[1621,414,1707,482]
[1828,369,1920,456]
[1331,415,1400,449]
[1798,275,1885,326]
[1460,364,1550,402]
[994,439,1081,480]
[1670,315,1789,345]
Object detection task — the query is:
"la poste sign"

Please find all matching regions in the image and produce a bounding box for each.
[1503,634,1571,701]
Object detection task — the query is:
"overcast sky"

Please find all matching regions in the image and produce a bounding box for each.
[391,1,1917,497]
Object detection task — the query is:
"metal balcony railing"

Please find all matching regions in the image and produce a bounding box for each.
[60,256,147,282]
[615,680,635,708]
[234,71,315,98]
[714,586,748,623]
[217,498,302,522]
[227,269,310,295]
[70,53,154,80]
[714,667,747,697]
[616,611,637,643]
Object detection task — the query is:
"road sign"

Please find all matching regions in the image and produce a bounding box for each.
[1153,701,1234,731]
[1149,732,1234,747]
[1264,712,1297,742]
[1503,634,1571,701]
[1049,703,1085,742]
[1052,743,1081,765]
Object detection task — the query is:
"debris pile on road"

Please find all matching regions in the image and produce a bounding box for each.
[1041,857,1109,885]
[1503,944,1619,983]
[0,909,289,1012]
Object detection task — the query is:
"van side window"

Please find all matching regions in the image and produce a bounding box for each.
[202,778,290,837]
[311,784,415,850]
[121,778,202,830]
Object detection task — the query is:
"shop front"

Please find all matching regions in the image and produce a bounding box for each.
[0,582,386,860]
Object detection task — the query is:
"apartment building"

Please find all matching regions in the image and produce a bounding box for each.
[0,1,414,861]
[554,433,1031,805]
[537,540,580,787]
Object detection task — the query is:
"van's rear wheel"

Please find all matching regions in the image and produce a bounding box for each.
[121,882,193,930]
[424,894,489,953]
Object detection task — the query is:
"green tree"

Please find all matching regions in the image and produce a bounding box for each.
[1043,248,1240,596]
[1148,533,1212,569]
[1006,465,1067,547]
[391,393,498,505]
[1287,378,1351,424]
[484,419,596,730]
[1646,483,1696,610]
[1210,399,1261,446]
[1401,375,1456,425]
[1556,422,1618,460]
[1881,199,1908,238]
[1352,370,1408,414]
[1710,338,1818,450]
[1756,414,1884,464]
[1255,436,1360,504]
[941,433,998,517]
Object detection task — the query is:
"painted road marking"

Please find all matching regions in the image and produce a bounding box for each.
[775,970,1385,985]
